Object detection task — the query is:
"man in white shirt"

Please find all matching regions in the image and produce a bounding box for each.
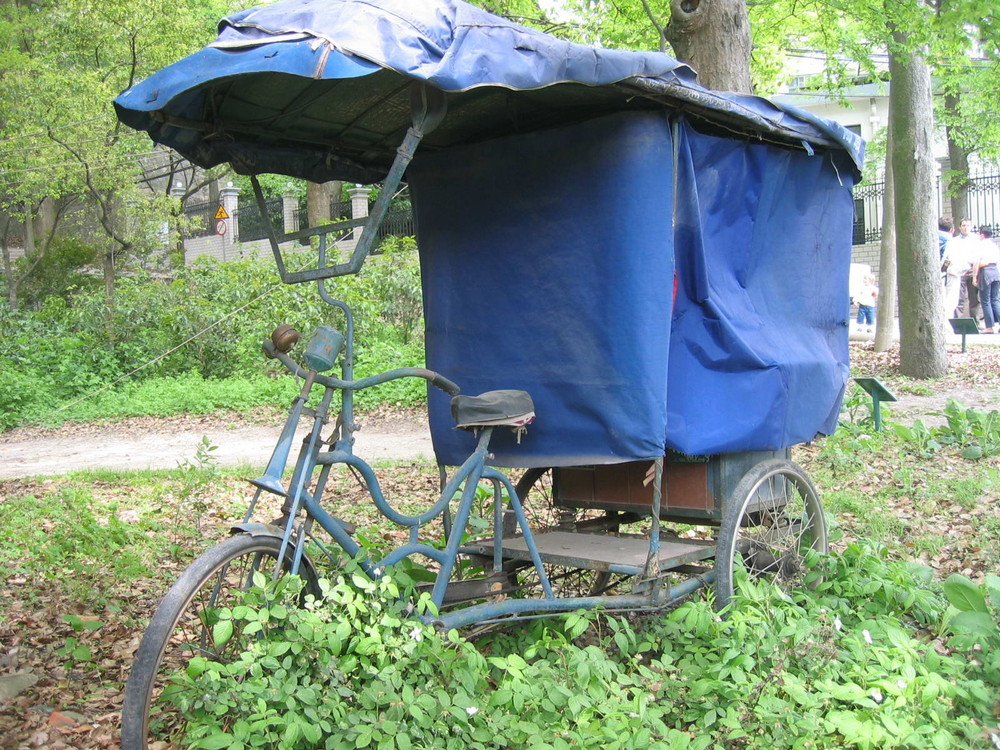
[942,218,978,319]
[947,219,982,320]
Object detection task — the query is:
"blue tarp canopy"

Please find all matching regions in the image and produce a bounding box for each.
[114,0,863,183]
[113,0,863,464]
[414,111,855,465]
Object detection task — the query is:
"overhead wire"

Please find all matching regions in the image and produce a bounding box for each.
[0,149,167,176]
[0,116,110,144]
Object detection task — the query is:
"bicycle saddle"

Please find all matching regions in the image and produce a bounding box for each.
[451,389,535,431]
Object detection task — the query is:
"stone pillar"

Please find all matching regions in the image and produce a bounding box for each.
[282,185,299,235]
[936,157,951,221]
[349,186,370,243]
[219,181,240,261]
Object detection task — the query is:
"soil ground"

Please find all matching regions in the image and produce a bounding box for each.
[0,407,433,480]
[2,342,999,749]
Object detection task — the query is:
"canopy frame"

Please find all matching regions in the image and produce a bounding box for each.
[254,82,447,283]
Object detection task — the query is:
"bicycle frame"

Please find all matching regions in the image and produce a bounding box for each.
[239,287,708,630]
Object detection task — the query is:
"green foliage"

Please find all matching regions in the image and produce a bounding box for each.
[885,400,1000,460]
[164,544,998,749]
[942,573,1000,684]
[0,0,235,296]
[0,246,427,429]
[838,382,879,433]
[0,483,163,607]
[12,236,101,307]
[934,400,1000,459]
[173,436,221,533]
[891,420,942,457]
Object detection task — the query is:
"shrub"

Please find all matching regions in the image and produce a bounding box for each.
[166,545,998,750]
[0,245,427,429]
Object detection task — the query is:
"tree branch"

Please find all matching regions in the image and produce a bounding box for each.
[638,0,668,52]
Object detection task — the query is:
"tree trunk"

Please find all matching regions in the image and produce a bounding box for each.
[307,181,333,227]
[874,123,897,352]
[665,0,753,93]
[944,93,970,222]
[104,248,116,301]
[889,32,947,378]
[1,216,15,311]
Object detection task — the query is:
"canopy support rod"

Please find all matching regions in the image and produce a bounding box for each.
[254,83,446,285]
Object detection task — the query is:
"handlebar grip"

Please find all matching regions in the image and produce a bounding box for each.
[426,371,460,396]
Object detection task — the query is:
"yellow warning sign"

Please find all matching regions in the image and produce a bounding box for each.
[214,205,229,220]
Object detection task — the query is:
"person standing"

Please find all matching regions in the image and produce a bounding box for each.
[951,219,982,321]
[974,227,1000,333]
[855,274,878,333]
[942,224,974,319]
[939,217,953,259]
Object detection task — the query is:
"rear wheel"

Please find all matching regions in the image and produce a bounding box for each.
[715,459,827,611]
[121,534,320,749]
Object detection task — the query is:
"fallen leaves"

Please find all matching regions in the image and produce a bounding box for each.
[0,389,998,748]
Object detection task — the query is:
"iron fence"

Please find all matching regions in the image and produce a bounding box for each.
[180,201,218,238]
[852,181,884,246]
[852,170,1000,246]
[374,204,415,242]
[236,197,283,242]
[966,170,1000,235]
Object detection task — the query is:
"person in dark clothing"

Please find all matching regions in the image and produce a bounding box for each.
[939,217,953,259]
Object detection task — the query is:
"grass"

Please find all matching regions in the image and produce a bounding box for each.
[3,397,1000,747]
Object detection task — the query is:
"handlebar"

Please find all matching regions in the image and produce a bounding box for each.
[263,339,460,396]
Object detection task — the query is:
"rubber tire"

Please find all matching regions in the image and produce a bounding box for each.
[120,534,320,749]
[715,459,827,611]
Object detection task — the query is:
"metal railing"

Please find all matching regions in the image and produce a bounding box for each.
[180,201,218,239]
[967,171,1000,235]
[852,170,1000,246]
[853,181,884,246]
[236,197,283,243]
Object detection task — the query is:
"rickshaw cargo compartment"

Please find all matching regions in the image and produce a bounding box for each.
[414,111,856,468]
[552,451,789,523]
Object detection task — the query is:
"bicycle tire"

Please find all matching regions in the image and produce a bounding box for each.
[715,459,827,611]
[120,534,320,749]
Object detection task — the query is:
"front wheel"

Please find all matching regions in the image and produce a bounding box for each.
[120,534,319,750]
[715,459,827,611]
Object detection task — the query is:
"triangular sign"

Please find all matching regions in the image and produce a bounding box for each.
[215,205,229,219]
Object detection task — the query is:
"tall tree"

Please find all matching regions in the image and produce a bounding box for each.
[933,0,1000,221]
[0,0,230,307]
[664,0,753,92]
[889,28,948,376]
[875,124,898,353]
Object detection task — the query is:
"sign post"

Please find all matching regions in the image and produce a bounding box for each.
[854,377,896,432]
[949,317,980,353]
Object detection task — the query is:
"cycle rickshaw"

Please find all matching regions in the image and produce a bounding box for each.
[112,0,865,745]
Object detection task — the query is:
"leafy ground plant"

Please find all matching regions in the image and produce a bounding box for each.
[158,544,999,750]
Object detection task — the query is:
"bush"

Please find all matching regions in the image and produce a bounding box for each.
[167,545,998,750]
[0,245,427,429]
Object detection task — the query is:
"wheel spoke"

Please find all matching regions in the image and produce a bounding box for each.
[716,459,827,611]
[122,535,319,749]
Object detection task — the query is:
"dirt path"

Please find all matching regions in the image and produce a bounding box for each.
[3,341,1000,480]
[0,409,433,480]
[887,384,1000,427]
